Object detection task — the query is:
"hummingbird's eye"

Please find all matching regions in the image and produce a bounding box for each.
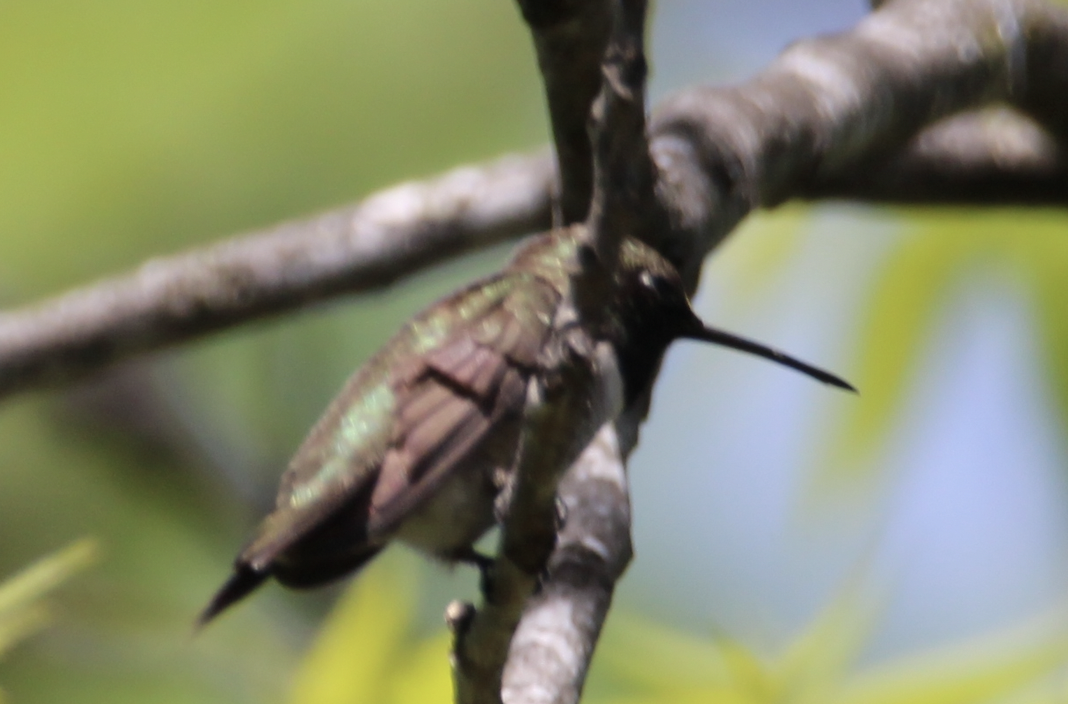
[638,270,673,297]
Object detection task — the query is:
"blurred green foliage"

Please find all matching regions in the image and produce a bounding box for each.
[287,555,452,704]
[0,0,544,298]
[828,209,1068,479]
[272,557,1068,704]
[0,540,97,663]
[583,597,1068,704]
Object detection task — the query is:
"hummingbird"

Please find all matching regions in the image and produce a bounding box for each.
[198,227,854,625]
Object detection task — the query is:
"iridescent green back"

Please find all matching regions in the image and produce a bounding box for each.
[239,234,574,569]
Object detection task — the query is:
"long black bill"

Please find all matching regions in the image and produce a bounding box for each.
[685,322,857,393]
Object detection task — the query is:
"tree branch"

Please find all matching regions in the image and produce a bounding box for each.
[489,1,1068,700]
[804,107,1068,204]
[500,420,634,704]
[650,0,1068,282]
[515,0,613,226]
[585,0,659,269]
[0,153,553,396]
[454,1,656,700]
[452,332,624,704]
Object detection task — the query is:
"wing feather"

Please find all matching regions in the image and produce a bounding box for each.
[239,273,559,570]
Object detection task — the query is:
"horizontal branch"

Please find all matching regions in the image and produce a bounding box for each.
[650,0,1068,281]
[0,153,553,396]
[805,107,1068,204]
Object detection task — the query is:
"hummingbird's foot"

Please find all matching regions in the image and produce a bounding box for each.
[533,538,559,596]
[452,546,498,602]
[533,567,549,596]
[491,467,516,525]
[554,495,568,531]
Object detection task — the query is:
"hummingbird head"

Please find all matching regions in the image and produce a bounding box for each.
[612,242,698,334]
[605,240,709,403]
[607,238,856,405]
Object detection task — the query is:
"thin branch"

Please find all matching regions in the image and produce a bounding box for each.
[500,421,633,704]
[0,152,553,396]
[575,0,656,328]
[515,0,613,226]
[452,335,621,704]
[584,0,658,271]
[454,2,655,700]
[804,107,1068,204]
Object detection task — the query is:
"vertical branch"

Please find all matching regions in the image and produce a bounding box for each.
[515,0,614,226]
[451,341,614,704]
[584,0,658,271]
[452,3,657,701]
[569,0,657,335]
[500,422,634,704]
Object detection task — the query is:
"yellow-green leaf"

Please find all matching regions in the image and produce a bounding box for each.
[387,631,453,704]
[288,556,417,704]
[829,615,1068,704]
[0,538,98,616]
[776,576,878,703]
[822,208,1068,482]
[0,537,98,657]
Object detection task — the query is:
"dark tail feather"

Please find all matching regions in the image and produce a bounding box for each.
[686,324,858,393]
[196,565,269,629]
[272,546,382,589]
